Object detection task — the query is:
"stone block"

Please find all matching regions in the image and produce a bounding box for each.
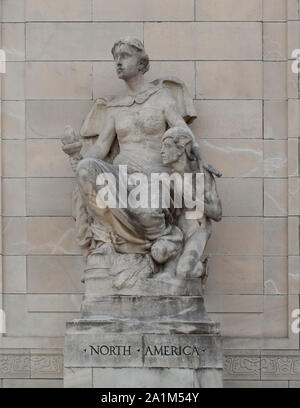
[261,351,300,380]
[264,257,288,294]
[26,139,74,177]
[2,178,26,216]
[264,140,288,177]
[93,0,194,21]
[288,139,299,177]
[192,101,262,139]
[288,217,299,256]
[205,255,263,295]
[224,351,260,380]
[27,294,82,313]
[64,368,92,388]
[263,62,287,99]
[92,367,195,388]
[288,99,300,140]
[287,0,299,19]
[290,381,300,388]
[263,0,286,21]
[26,100,92,139]
[143,334,222,369]
[25,0,92,21]
[205,295,263,313]
[264,218,288,256]
[3,256,26,294]
[288,256,300,294]
[25,62,92,100]
[2,62,25,100]
[196,62,262,99]
[2,217,27,256]
[217,178,263,216]
[3,379,63,388]
[209,313,263,337]
[263,23,287,60]
[144,22,262,60]
[263,295,288,337]
[288,21,300,56]
[198,139,263,178]
[2,23,25,61]
[0,350,30,379]
[27,255,84,294]
[196,0,262,21]
[26,23,143,60]
[145,61,196,99]
[264,100,287,140]
[27,178,75,216]
[1,0,25,22]
[31,351,63,378]
[27,217,80,255]
[206,217,263,255]
[287,60,299,97]
[2,140,26,177]
[4,294,77,337]
[2,101,25,139]
[224,380,288,388]
[264,178,288,216]
[288,178,300,215]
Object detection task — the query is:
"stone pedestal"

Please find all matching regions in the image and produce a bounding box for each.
[64,272,223,388]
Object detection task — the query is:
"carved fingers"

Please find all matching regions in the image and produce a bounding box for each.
[61,125,82,156]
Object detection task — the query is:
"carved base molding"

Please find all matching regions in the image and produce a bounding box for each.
[1,349,300,388]
[64,295,223,388]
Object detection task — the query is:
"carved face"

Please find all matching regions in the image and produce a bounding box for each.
[113,44,141,80]
[161,137,184,165]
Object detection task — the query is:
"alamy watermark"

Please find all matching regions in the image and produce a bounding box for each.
[291,309,300,334]
[0,49,6,74]
[291,49,300,74]
[95,165,205,220]
[0,309,6,334]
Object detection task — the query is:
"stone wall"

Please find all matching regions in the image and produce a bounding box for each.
[0,0,299,388]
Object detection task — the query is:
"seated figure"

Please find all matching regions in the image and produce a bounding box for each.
[160,127,222,285]
[61,37,222,291]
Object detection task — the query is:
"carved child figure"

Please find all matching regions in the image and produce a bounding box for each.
[161,127,222,283]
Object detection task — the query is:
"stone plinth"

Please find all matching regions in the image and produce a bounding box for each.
[64,292,223,388]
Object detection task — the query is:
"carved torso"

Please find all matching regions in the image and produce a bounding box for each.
[107,86,173,172]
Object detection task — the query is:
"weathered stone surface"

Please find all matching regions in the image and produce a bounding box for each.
[2,101,25,139]
[27,255,84,293]
[92,367,195,388]
[93,0,194,21]
[31,352,63,379]
[26,23,143,61]
[196,62,263,99]
[196,0,262,21]
[224,351,260,380]
[0,350,30,379]
[144,22,262,60]
[64,368,92,388]
[26,0,92,21]
[261,352,300,380]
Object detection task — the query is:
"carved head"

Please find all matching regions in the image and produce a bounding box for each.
[111,37,150,80]
[161,127,194,165]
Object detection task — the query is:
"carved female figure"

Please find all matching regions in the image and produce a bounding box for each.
[61,37,221,290]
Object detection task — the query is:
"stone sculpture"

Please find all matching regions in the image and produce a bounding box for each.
[61,37,222,293]
[62,37,223,388]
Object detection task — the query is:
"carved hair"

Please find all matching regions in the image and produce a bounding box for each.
[162,127,195,161]
[111,37,150,74]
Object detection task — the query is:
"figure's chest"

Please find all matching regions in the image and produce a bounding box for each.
[114,105,165,136]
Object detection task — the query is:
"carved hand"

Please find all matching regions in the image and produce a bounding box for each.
[61,125,82,157]
[192,144,222,178]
